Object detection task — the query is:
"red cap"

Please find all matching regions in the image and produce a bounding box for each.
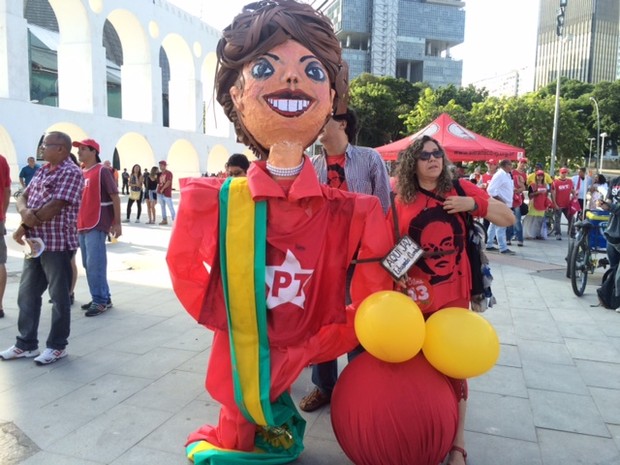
[560,167,569,173]
[486,159,497,165]
[536,169,545,175]
[518,157,528,163]
[72,138,100,153]
[159,160,167,166]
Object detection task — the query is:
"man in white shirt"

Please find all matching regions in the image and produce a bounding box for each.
[572,167,593,211]
[486,159,516,255]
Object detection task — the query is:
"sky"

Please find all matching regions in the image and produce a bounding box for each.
[167,0,540,87]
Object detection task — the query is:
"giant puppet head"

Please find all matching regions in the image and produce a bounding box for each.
[215,0,349,160]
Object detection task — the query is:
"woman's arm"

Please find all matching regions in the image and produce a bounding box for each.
[484,197,515,227]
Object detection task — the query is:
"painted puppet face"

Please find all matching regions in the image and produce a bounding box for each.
[229,40,335,152]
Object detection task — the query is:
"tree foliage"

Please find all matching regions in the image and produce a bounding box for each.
[348,73,620,170]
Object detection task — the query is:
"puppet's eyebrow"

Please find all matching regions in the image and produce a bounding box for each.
[262,53,317,63]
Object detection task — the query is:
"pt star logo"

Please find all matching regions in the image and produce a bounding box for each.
[265,249,313,309]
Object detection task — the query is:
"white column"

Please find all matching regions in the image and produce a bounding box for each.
[0,0,30,100]
[121,62,157,123]
[168,77,200,131]
[56,41,107,115]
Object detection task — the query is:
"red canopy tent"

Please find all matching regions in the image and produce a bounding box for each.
[375,113,525,162]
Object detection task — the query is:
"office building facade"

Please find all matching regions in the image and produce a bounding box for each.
[313,0,465,87]
[534,0,620,89]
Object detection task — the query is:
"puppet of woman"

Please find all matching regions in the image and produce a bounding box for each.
[166,1,392,463]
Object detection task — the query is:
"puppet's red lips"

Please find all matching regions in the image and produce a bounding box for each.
[263,91,314,117]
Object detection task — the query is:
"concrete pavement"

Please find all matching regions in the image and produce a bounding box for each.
[0,194,619,465]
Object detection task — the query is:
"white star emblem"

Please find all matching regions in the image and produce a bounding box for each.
[265,249,313,309]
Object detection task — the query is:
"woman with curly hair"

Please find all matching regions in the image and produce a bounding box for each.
[166,1,392,463]
[392,135,513,465]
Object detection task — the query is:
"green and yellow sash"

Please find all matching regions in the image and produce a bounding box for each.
[187,177,305,465]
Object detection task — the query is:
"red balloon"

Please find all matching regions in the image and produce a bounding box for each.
[331,352,458,465]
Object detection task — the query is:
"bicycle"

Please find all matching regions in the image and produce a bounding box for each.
[569,217,609,296]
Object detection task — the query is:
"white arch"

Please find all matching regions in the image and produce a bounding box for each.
[167,139,201,188]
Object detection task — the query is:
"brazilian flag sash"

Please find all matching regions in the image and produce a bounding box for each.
[187,177,305,465]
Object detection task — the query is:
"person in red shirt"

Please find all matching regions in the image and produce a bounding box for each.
[0,154,10,318]
[156,160,174,225]
[552,167,575,239]
[507,158,528,246]
[166,2,392,462]
[392,136,514,465]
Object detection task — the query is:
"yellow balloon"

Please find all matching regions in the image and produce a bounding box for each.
[423,307,500,378]
[354,291,425,363]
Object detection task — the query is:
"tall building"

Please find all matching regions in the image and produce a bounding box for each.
[534,0,620,89]
[313,0,465,88]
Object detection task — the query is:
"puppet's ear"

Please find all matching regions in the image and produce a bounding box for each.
[230,85,244,113]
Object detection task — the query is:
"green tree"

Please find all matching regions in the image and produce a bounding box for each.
[349,82,399,147]
[349,74,427,145]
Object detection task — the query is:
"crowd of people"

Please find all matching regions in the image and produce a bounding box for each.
[470,158,607,250]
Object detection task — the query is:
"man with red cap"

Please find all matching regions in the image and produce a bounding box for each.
[73,138,122,316]
[552,167,575,239]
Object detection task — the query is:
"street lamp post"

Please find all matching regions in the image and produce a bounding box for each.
[588,137,595,169]
[590,96,601,170]
[599,132,608,173]
[550,0,568,177]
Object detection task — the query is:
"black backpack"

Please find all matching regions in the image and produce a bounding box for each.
[596,265,620,309]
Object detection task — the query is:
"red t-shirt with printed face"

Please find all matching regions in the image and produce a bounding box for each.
[391,180,491,314]
[158,170,173,197]
[326,154,348,191]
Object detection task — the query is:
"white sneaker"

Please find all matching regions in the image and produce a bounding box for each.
[33,348,67,365]
[0,345,40,360]
[135,219,140,223]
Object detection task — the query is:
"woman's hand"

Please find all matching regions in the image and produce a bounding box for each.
[443,195,475,214]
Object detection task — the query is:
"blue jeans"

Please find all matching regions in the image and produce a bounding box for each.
[487,223,508,251]
[159,195,175,221]
[312,345,364,394]
[79,229,111,305]
[16,250,73,351]
[506,206,523,243]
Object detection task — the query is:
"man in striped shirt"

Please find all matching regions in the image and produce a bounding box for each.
[300,108,391,412]
[0,131,83,365]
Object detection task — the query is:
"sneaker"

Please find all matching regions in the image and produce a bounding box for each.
[33,348,67,365]
[81,299,113,311]
[506,241,512,246]
[135,219,140,223]
[122,219,130,223]
[0,309,4,318]
[159,219,168,225]
[85,302,110,317]
[556,235,562,241]
[0,345,40,360]
[299,387,331,412]
[500,249,516,255]
[517,242,524,247]
[485,246,498,252]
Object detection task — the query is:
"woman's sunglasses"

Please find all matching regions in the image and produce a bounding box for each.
[418,150,443,161]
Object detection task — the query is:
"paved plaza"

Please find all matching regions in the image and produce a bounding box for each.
[1,192,619,465]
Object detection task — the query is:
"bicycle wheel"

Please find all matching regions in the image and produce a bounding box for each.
[570,238,590,296]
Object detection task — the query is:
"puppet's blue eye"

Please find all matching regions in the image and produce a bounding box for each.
[251,58,274,79]
[305,61,326,82]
